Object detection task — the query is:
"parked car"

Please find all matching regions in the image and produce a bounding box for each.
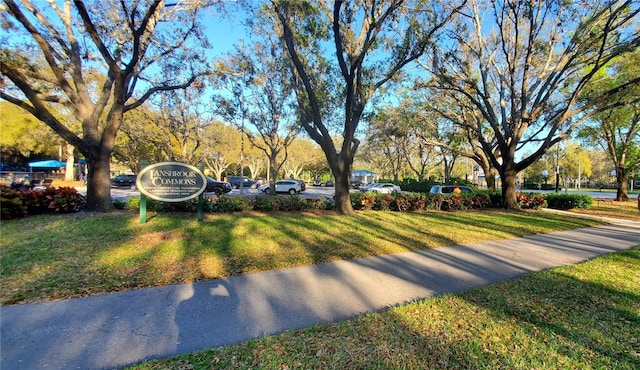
[286,178,306,191]
[205,177,232,195]
[364,183,401,194]
[429,185,473,194]
[259,180,304,195]
[349,180,363,189]
[360,183,382,192]
[324,179,334,187]
[110,174,137,189]
[228,176,259,189]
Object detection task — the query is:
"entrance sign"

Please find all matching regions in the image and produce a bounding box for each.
[136,162,206,202]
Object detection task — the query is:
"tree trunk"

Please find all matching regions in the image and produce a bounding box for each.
[480,162,497,190]
[84,150,114,212]
[501,168,519,209]
[332,153,354,215]
[64,143,75,181]
[616,167,629,201]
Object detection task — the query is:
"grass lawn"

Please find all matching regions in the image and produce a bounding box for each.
[570,199,640,221]
[0,209,603,305]
[132,246,640,369]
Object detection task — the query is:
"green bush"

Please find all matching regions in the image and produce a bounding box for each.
[390,194,412,211]
[253,195,277,212]
[113,199,128,210]
[373,193,394,210]
[350,192,376,210]
[212,195,254,212]
[442,194,464,210]
[544,193,593,210]
[476,189,503,208]
[0,186,27,219]
[397,179,437,193]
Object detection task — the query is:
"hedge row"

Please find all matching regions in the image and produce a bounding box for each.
[544,193,594,210]
[117,194,335,213]
[1,186,593,220]
[0,185,86,220]
[118,191,547,214]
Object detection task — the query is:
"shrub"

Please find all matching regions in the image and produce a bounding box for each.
[0,186,27,219]
[350,192,376,210]
[126,197,164,212]
[0,185,85,219]
[254,195,277,212]
[305,197,333,211]
[373,194,393,210]
[544,193,593,210]
[478,190,503,208]
[277,195,308,211]
[391,194,411,212]
[212,195,254,212]
[442,194,464,210]
[398,179,437,193]
[474,193,492,209]
[161,199,200,213]
[425,194,445,210]
[113,199,127,210]
[22,187,54,214]
[409,193,426,211]
[516,192,547,210]
[46,186,86,213]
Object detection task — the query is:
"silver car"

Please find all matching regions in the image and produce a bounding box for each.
[429,185,473,194]
[260,180,303,195]
[363,183,401,194]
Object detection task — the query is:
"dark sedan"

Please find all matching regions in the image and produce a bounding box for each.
[205,177,232,195]
[110,174,137,189]
[228,176,259,189]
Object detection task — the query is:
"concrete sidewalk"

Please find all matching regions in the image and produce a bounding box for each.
[2,219,639,370]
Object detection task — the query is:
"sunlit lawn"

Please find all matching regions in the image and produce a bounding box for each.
[133,247,640,369]
[0,209,602,305]
[570,199,640,221]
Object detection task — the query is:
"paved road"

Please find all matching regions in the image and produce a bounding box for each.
[2,216,638,369]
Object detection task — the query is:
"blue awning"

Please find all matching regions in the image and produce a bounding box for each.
[28,160,66,168]
[352,169,377,176]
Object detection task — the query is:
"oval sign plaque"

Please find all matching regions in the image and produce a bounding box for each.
[136,162,206,202]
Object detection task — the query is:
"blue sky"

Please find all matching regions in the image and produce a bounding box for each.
[201,6,257,61]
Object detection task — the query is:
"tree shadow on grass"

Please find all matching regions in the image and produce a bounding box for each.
[238,248,640,369]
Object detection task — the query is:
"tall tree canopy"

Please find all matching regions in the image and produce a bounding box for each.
[0,0,211,211]
[271,0,465,214]
[422,0,640,208]
[578,49,640,201]
[212,40,301,194]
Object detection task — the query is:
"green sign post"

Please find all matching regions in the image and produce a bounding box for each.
[197,163,204,222]
[139,160,148,224]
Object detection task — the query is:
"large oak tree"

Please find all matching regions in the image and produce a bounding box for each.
[578,49,640,201]
[212,40,301,194]
[423,0,640,208]
[271,0,464,214]
[1,0,211,211]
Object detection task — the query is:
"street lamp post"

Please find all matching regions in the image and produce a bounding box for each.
[541,170,549,190]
